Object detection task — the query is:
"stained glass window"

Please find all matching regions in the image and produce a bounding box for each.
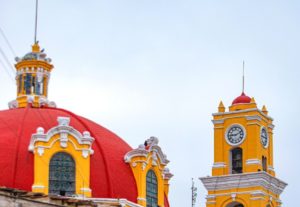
[146,170,158,207]
[49,152,75,196]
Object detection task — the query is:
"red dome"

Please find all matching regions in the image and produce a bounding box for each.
[232,92,251,105]
[0,107,137,202]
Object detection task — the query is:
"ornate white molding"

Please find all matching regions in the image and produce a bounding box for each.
[200,172,287,196]
[268,124,275,129]
[32,185,45,190]
[88,198,143,207]
[8,95,56,109]
[246,115,262,121]
[80,188,92,192]
[213,162,227,168]
[137,197,146,201]
[124,137,169,165]
[246,159,261,165]
[212,119,224,124]
[206,195,216,200]
[8,100,18,109]
[268,166,275,172]
[28,116,94,157]
[213,108,273,121]
[163,167,173,180]
[251,190,266,197]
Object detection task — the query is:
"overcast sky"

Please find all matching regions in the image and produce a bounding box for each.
[0,1,299,206]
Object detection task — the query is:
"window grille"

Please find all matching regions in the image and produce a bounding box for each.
[49,152,75,196]
[146,170,158,207]
[231,148,243,174]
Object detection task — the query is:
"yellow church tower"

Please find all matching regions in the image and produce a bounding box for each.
[200,91,287,207]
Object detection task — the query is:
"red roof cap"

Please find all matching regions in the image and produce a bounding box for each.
[232,92,251,105]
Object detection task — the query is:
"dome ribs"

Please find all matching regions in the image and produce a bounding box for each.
[12,106,30,187]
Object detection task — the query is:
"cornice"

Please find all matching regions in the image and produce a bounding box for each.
[200,172,287,196]
[212,108,273,121]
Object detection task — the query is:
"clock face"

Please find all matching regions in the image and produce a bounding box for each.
[226,125,245,146]
[261,127,268,148]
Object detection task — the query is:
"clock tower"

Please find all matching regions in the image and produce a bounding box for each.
[200,92,287,207]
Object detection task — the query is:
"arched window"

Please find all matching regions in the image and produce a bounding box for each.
[262,156,267,172]
[49,152,75,196]
[146,170,158,207]
[231,148,243,174]
[226,202,244,207]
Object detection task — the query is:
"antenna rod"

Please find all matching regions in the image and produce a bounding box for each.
[34,0,39,44]
[242,61,245,93]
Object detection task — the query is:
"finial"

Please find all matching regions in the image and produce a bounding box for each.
[242,60,245,93]
[250,97,256,104]
[218,101,225,112]
[262,105,268,115]
[34,0,39,44]
[32,41,40,53]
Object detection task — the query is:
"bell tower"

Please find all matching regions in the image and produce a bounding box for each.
[8,42,56,109]
[200,92,287,207]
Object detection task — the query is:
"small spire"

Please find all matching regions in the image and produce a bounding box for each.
[262,105,268,115]
[218,101,225,112]
[250,97,256,104]
[32,41,40,53]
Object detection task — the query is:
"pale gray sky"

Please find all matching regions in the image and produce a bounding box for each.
[0,1,299,206]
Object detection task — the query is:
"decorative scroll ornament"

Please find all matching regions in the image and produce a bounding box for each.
[28,116,94,158]
[124,136,169,166]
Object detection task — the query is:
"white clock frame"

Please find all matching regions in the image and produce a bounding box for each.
[225,124,246,146]
[260,126,269,148]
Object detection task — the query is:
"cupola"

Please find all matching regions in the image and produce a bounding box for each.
[8,42,56,109]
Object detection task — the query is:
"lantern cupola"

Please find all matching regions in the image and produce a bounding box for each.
[8,42,56,108]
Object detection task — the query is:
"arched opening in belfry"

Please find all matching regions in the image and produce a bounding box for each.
[231,147,243,174]
[49,152,75,196]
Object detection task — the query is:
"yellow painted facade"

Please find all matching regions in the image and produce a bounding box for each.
[201,94,287,207]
